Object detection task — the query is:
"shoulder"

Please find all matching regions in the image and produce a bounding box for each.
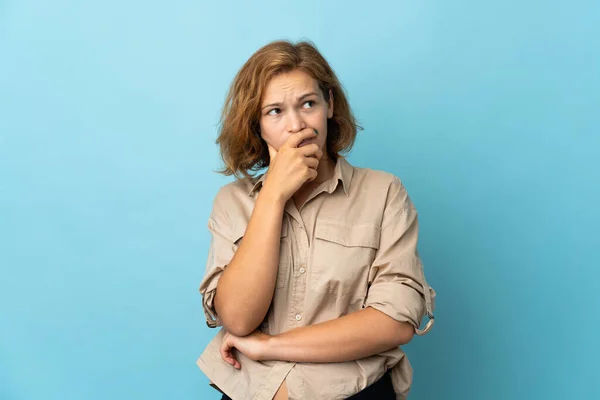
[213,176,254,201]
[351,164,406,193]
[210,175,262,217]
[349,163,414,211]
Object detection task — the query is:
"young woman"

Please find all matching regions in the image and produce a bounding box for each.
[197,40,435,400]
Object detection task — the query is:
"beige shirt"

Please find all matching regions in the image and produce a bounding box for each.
[197,157,435,400]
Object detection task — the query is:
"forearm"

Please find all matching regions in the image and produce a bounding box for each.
[214,188,285,336]
[265,307,414,363]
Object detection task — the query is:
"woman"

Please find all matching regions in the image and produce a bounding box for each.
[197,40,435,400]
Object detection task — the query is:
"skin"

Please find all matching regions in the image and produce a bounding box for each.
[215,70,415,400]
[259,68,336,209]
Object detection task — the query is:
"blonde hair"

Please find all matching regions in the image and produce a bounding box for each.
[216,40,362,179]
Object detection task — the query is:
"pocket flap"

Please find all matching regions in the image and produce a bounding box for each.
[314,221,381,249]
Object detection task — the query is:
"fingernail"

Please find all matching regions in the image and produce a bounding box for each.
[313,128,318,135]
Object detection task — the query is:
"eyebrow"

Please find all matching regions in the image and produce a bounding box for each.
[261,92,319,111]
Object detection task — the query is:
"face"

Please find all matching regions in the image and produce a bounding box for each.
[259,69,333,157]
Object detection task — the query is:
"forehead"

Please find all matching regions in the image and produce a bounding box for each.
[262,69,319,100]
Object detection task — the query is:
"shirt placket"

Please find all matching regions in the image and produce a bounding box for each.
[285,202,309,327]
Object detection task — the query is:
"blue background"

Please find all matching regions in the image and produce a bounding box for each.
[1,1,598,399]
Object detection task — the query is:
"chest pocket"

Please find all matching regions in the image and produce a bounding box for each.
[309,220,381,296]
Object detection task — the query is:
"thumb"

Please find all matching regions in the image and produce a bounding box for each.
[267,143,277,162]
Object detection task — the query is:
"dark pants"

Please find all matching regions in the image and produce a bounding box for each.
[220,370,395,400]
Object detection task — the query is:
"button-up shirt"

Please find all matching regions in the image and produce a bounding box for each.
[197,157,435,400]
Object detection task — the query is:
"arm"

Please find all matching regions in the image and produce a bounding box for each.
[213,191,285,336]
[219,307,413,367]
[265,307,414,363]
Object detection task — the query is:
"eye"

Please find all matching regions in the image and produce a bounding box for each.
[267,108,281,116]
[303,100,316,109]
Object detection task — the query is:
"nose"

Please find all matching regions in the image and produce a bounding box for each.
[287,109,306,133]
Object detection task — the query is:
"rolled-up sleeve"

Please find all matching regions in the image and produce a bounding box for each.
[199,209,240,328]
[364,176,435,334]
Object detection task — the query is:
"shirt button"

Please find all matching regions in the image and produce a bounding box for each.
[295,314,302,321]
[299,267,306,274]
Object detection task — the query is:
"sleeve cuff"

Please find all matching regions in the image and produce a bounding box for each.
[364,281,426,329]
[200,266,225,328]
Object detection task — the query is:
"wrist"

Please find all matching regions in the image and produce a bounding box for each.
[258,185,286,209]
[263,334,282,361]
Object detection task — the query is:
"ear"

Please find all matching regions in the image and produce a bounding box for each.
[327,89,334,119]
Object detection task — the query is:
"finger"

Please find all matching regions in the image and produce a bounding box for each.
[306,167,319,182]
[305,157,319,170]
[267,143,277,161]
[220,341,233,365]
[299,143,321,157]
[230,349,241,370]
[220,338,238,368]
[304,148,323,161]
[283,127,318,149]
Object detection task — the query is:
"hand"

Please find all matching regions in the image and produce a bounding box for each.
[262,128,323,203]
[220,330,273,369]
